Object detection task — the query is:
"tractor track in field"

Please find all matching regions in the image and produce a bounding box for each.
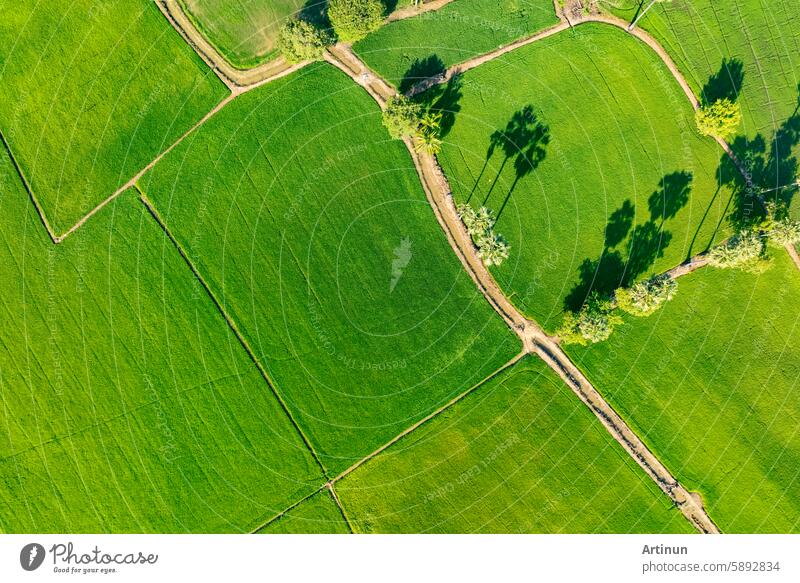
[326,43,720,534]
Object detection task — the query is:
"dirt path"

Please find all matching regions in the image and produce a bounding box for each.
[386,0,455,23]
[326,47,720,534]
[158,0,297,90]
[785,242,800,271]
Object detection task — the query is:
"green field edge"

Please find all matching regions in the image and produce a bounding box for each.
[328,485,355,533]
[136,188,330,482]
[176,0,281,70]
[0,129,57,243]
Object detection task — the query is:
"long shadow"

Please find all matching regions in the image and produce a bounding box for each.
[476,106,549,217]
[422,73,463,139]
[701,58,744,105]
[399,55,446,93]
[564,171,692,311]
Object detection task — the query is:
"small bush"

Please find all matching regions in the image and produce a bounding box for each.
[457,204,509,266]
[615,274,677,317]
[278,19,331,63]
[327,0,384,43]
[476,231,510,266]
[770,217,800,246]
[695,98,741,139]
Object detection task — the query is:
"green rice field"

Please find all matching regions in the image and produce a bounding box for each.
[431,24,733,330]
[567,253,800,533]
[139,62,521,476]
[0,150,323,532]
[353,0,559,91]
[337,356,693,533]
[0,0,227,235]
[260,490,350,533]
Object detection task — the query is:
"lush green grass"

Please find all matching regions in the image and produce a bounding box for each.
[337,356,693,533]
[139,62,521,475]
[432,24,733,330]
[609,0,800,211]
[0,151,323,532]
[0,0,227,234]
[261,490,350,533]
[180,0,307,68]
[567,253,800,533]
[353,0,559,90]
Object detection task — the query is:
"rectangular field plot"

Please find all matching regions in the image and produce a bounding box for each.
[180,0,306,68]
[353,0,559,90]
[259,489,350,534]
[0,152,323,532]
[567,254,800,533]
[0,0,227,234]
[336,356,693,533]
[139,62,521,475]
[431,24,734,331]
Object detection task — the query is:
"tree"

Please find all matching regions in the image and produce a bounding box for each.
[615,274,677,317]
[628,0,671,31]
[278,19,331,63]
[695,98,742,139]
[559,294,623,345]
[413,111,443,155]
[707,229,768,271]
[476,231,510,266]
[769,217,800,246]
[382,95,422,139]
[327,0,384,43]
[764,200,800,246]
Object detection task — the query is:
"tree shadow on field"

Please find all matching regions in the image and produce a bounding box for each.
[717,92,800,231]
[399,55,446,93]
[701,58,745,105]
[299,0,329,27]
[469,106,550,220]
[564,171,692,311]
[418,73,463,139]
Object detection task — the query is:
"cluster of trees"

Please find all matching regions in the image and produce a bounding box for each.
[559,274,679,345]
[278,0,386,63]
[457,203,511,266]
[707,201,800,272]
[382,95,444,154]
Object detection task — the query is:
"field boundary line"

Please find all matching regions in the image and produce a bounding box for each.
[249,352,527,533]
[138,191,329,480]
[330,352,527,484]
[55,93,236,243]
[328,47,720,534]
[326,483,355,533]
[250,486,326,534]
[0,130,58,244]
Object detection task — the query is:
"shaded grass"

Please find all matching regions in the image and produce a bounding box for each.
[353,0,559,89]
[139,62,521,475]
[0,0,227,233]
[337,356,694,533]
[566,253,800,533]
[0,152,323,532]
[433,25,733,330]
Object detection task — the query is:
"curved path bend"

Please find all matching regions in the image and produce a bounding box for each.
[327,42,720,534]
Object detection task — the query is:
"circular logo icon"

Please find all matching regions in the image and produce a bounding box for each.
[20,543,45,571]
